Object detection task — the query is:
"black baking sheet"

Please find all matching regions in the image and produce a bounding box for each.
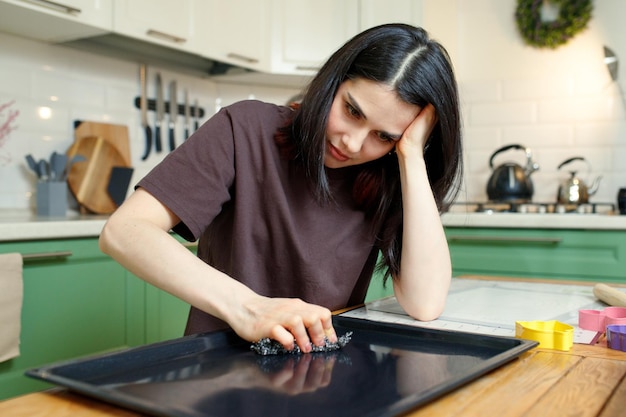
[26,316,537,417]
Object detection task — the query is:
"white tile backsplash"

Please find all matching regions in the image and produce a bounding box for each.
[454,0,626,205]
[1,0,626,213]
[0,32,300,211]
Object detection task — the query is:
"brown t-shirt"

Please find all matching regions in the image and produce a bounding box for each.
[138,100,378,335]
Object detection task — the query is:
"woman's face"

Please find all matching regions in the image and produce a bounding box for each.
[324,78,421,168]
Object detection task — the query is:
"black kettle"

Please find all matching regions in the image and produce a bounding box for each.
[486,144,539,202]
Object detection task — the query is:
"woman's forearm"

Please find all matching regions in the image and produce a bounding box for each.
[98,192,258,328]
[393,155,451,321]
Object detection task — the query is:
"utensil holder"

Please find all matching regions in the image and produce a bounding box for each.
[36,181,67,217]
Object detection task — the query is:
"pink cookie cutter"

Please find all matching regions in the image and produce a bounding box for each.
[606,325,626,352]
[578,307,626,332]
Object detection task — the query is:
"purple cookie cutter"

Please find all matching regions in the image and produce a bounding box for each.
[606,325,626,352]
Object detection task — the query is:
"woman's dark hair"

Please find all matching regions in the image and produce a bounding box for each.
[277,23,463,281]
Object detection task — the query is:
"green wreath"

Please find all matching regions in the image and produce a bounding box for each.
[515,0,593,49]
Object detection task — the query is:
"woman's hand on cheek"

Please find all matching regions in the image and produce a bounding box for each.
[233,296,337,353]
[397,103,438,159]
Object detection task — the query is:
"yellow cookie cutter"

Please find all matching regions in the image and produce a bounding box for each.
[515,320,574,351]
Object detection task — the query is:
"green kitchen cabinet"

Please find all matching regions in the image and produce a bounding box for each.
[0,238,144,400]
[445,227,626,283]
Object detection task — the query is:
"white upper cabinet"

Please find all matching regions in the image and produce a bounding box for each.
[359,0,423,30]
[196,0,359,75]
[0,0,112,42]
[113,0,196,53]
[270,0,359,74]
[0,0,428,77]
[193,0,267,71]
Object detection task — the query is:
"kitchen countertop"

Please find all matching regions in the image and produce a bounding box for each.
[0,209,108,242]
[2,209,626,242]
[442,211,626,230]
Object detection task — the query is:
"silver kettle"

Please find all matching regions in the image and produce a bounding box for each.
[556,157,602,204]
[486,144,539,202]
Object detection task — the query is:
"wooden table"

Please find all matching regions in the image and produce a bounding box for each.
[2,277,626,417]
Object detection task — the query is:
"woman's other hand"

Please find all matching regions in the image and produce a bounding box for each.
[396,103,438,158]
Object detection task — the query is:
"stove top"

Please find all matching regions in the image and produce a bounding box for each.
[449,201,617,215]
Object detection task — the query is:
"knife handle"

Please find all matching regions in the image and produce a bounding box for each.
[169,127,175,151]
[155,123,162,153]
[141,126,152,161]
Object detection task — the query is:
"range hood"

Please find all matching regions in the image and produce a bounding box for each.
[62,33,312,88]
[62,33,245,77]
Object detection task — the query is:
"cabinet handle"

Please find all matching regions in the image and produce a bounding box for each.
[22,251,73,262]
[146,29,187,44]
[295,65,320,71]
[226,53,259,64]
[447,236,562,244]
[21,0,81,15]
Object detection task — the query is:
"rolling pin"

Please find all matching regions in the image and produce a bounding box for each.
[593,283,626,307]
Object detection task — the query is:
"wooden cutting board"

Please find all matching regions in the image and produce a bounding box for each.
[66,136,126,214]
[74,121,131,166]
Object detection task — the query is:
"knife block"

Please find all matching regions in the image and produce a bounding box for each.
[36,181,67,217]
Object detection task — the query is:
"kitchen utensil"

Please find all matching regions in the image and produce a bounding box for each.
[106,167,134,207]
[61,154,86,181]
[49,152,67,182]
[556,157,602,204]
[168,80,177,151]
[515,320,573,351]
[578,307,626,332]
[139,64,152,161]
[618,188,626,214]
[593,283,626,307]
[37,159,50,182]
[486,144,539,202]
[74,121,131,167]
[66,136,126,214]
[25,154,38,177]
[155,72,164,153]
[607,325,626,352]
[184,89,190,139]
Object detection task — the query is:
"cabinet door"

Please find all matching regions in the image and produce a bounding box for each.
[0,0,112,41]
[194,0,268,71]
[446,228,626,282]
[271,0,359,73]
[359,0,423,30]
[196,0,357,74]
[0,238,142,400]
[114,0,194,51]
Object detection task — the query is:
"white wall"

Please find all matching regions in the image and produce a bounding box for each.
[1,0,625,212]
[425,0,626,204]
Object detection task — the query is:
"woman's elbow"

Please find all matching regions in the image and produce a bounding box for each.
[403,302,445,322]
[98,214,125,256]
[394,286,447,322]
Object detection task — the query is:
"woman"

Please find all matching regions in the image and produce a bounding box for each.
[99,24,463,353]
